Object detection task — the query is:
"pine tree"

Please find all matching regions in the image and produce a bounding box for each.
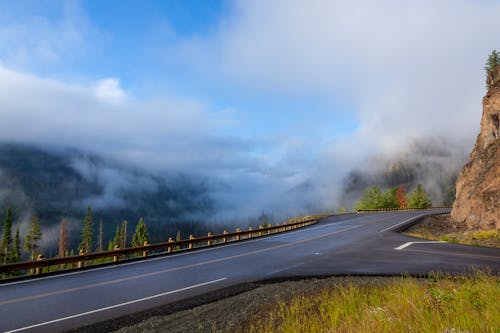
[131,218,149,247]
[58,220,69,257]
[121,220,128,248]
[97,220,104,252]
[24,215,42,261]
[112,224,122,248]
[1,208,13,264]
[408,184,432,208]
[12,227,21,262]
[78,206,93,254]
[485,50,500,76]
[355,186,386,210]
[383,188,399,208]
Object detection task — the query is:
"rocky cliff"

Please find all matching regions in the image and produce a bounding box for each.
[451,67,500,230]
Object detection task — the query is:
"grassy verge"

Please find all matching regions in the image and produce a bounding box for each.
[248,273,499,333]
[403,214,500,248]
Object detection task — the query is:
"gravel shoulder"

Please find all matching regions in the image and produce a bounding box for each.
[72,276,398,333]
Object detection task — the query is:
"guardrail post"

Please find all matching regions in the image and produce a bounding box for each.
[143,241,149,257]
[258,226,263,237]
[78,249,85,268]
[223,230,228,243]
[113,245,119,262]
[267,224,272,234]
[35,254,43,275]
[236,228,241,240]
[167,237,174,253]
[189,235,195,249]
[248,227,253,238]
[207,232,213,246]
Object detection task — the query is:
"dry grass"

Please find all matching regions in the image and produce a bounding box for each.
[405,228,500,248]
[248,272,500,333]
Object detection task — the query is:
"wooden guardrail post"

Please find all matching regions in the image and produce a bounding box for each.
[35,254,43,275]
[189,235,195,249]
[167,237,174,253]
[236,228,241,240]
[223,230,228,243]
[143,241,149,257]
[248,227,253,238]
[258,226,263,237]
[78,249,85,268]
[207,232,213,246]
[113,245,119,262]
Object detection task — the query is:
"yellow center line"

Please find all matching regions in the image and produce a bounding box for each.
[0,224,363,306]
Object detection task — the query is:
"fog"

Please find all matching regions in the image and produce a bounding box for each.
[1,0,499,224]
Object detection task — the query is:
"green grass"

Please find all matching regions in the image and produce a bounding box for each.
[248,273,500,333]
[406,229,500,248]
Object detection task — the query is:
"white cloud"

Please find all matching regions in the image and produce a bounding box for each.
[93,78,128,104]
[175,0,500,152]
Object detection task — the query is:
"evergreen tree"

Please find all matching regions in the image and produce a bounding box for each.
[112,224,122,248]
[383,188,399,208]
[97,220,104,252]
[24,215,42,261]
[12,227,21,262]
[58,220,69,257]
[78,206,93,253]
[131,218,149,247]
[121,220,128,248]
[485,50,500,76]
[408,184,432,208]
[355,186,386,210]
[1,208,13,264]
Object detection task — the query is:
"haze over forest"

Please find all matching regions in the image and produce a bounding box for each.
[1,1,499,251]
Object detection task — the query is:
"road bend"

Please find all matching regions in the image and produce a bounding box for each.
[0,210,498,332]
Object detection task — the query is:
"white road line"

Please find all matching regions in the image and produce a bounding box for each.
[395,241,446,250]
[378,214,427,233]
[4,277,228,333]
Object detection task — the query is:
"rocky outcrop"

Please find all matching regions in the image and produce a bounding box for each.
[451,67,500,230]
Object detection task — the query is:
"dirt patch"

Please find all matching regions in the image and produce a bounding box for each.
[404,213,500,248]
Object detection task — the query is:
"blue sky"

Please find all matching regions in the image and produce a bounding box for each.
[1,0,499,217]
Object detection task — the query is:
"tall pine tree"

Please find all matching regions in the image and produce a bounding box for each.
[1,208,13,264]
[12,227,21,262]
[24,216,42,261]
[131,218,149,247]
[112,224,122,248]
[485,50,500,76]
[58,220,69,257]
[79,206,93,254]
[408,184,432,208]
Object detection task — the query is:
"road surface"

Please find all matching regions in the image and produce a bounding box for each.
[0,210,499,332]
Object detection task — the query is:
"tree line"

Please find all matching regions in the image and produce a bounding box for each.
[1,206,149,265]
[354,184,432,211]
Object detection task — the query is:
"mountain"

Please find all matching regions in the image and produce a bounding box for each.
[0,143,215,250]
[341,139,463,208]
[452,66,500,230]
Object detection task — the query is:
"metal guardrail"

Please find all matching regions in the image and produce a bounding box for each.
[0,217,319,276]
[356,206,452,213]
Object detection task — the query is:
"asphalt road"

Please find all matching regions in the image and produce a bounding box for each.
[0,210,499,333]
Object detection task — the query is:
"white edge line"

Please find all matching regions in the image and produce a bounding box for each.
[4,277,228,333]
[394,241,446,250]
[378,214,426,233]
[0,217,350,287]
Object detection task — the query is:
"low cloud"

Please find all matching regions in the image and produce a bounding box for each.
[1,1,499,219]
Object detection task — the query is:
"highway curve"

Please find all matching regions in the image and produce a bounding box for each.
[0,210,499,333]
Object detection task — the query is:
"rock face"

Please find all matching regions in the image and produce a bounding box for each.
[451,67,500,230]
